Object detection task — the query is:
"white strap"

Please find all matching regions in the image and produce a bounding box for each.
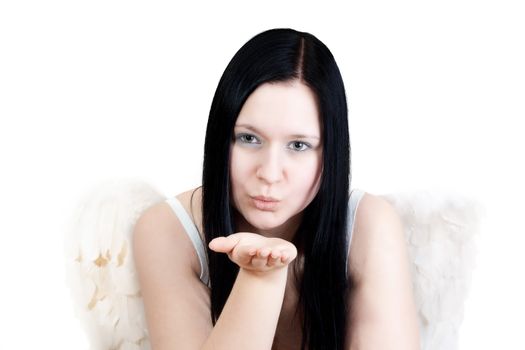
[346,189,365,276]
[166,197,209,286]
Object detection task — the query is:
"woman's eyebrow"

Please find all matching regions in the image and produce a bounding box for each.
[235,124,320,140]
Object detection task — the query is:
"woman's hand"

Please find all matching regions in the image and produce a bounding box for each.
[209,232,297,273]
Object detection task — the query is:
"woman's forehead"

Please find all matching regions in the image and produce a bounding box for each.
[236,82,321,137]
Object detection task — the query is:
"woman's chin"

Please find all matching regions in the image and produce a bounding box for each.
[246,214,284,232]
[234,204,288,234]
[250,219,280,231]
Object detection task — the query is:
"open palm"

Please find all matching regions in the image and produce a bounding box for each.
[209,232,298,273]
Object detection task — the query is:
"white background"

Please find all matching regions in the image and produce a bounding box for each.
[1,0,523,348]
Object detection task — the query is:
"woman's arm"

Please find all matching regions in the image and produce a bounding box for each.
[202,232,297,350]
[201,267,288,350]
[133,204,291,350]
[345,194,420,350]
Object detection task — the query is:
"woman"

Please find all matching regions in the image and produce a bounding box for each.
[133,28,420,350]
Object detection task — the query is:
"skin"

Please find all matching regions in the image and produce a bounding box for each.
[209,80,323,271]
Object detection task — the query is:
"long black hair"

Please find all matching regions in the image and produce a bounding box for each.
[201,28,352,350]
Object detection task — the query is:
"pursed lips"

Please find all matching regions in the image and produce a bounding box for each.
[251,195,280,211]
[252,195,280,202]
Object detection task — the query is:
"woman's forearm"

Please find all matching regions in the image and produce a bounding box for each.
[201,267,288,350]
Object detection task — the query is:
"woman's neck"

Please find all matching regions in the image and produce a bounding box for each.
[233,209,303,243]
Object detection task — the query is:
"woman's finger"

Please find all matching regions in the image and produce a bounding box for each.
[267,250,282,267]
[258,248,271,258]
[250,254,268,269]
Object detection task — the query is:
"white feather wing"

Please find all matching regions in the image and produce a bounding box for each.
[381,190,486,350]
[64,178,166,350]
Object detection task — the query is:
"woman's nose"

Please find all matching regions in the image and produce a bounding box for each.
[256,147,284,184]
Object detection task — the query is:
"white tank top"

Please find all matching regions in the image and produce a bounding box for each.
[165,189,366,288]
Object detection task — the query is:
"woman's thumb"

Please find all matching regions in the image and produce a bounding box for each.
[209,235,238,253]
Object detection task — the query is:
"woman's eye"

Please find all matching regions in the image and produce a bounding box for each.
[290,141,310,152]
[238,134,259,144]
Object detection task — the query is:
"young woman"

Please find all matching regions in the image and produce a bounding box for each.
[132,28,420,350]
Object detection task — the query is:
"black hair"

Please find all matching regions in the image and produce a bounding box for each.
[201,28,352,350]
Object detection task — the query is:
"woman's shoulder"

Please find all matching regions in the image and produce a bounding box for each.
[141,186,201,222]
[134,186,204,277]
[348,190,407,283]
[146,186,205,241]
[353,190,397,221]
[350,188,393,209]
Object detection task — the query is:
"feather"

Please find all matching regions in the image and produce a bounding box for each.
[64,178,165,350]
[381,190,486,350]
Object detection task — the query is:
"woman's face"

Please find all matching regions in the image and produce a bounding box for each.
[229,81,323,240]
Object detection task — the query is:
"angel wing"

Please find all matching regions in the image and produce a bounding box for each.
[64,178,166,350]
[381,190,486,350]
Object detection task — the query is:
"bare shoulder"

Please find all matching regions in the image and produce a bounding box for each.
[345,192,420,348]
[133,186,204,278]
[348,192,407,285]
[131,186,213,349]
